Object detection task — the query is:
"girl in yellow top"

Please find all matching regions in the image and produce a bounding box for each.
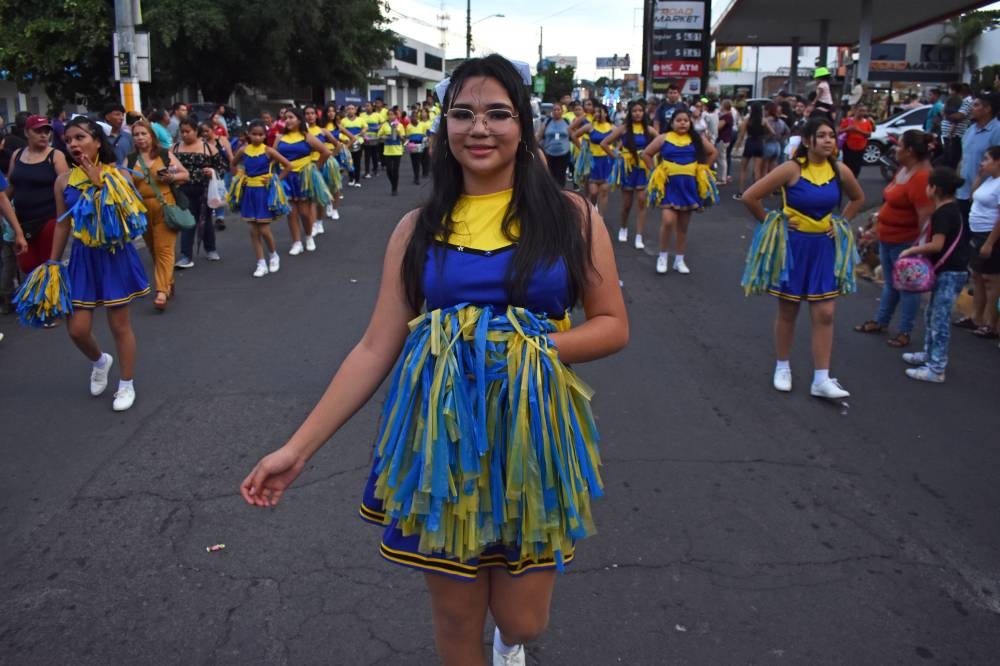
[601,101,659,249]
[378,108,405,195]
[339,104,366,187]
[305,105,342,235]
[572,104,615,215]
[405,109,431,185]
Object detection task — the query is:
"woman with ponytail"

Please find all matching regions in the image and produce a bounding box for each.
[741,116,864,399]
[241,55,628,666]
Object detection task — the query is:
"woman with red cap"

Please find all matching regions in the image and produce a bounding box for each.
[7,114,69,275]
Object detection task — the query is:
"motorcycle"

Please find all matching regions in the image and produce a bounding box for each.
[879,132,900,182]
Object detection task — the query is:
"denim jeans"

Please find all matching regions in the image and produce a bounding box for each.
[875,241,921,333]
[922,271,968,374]
[178,183,214,258]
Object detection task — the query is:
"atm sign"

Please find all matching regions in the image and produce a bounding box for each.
[652,60,702,77]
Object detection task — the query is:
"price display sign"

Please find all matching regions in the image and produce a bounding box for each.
[649,1,709,94]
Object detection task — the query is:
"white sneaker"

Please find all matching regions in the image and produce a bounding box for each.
[330,209,340,220]
[810,377,850,399]
[674,258,691,274]
[304,236,316,252]
[773,367,792,392]
[617,228,628,243]
[493,644,526,666]
[634,235,645,250]
[268,253,280,273]
[313,220,325,236]
[206,251,221,261]
[112,385,135,411]
[289,241,304,256]
[252,262,268,278]
[905,366,945,383]
[902,352,928,366]
[324,203,335,219]
[656,255,669,274]
[90,353,114,396]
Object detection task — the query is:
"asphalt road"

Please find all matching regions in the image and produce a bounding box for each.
[2,159,999,665]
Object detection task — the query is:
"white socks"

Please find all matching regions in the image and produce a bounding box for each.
[658,251,668,261]
[494,627,519,655]
[92,353,110,369]
[674,253,685,265]
[813,369,830,384]
[775,360,790,371]
[118,379,134,391]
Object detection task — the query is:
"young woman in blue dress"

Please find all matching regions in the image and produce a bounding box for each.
[571,103,616,215]
[741,117,865,398]
[241,55,628,666]
[642,107,717,274]
[601,100,658,249]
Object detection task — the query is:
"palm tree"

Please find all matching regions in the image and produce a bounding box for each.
[939,10,1000,80]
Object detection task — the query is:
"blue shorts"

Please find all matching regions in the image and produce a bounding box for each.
[768,230,838,301]
[589,155,612,182]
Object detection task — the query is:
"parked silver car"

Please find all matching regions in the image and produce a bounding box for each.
[863,105,930,165]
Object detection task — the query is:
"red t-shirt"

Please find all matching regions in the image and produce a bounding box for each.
[878,167,932,244]
[839,117,874,151]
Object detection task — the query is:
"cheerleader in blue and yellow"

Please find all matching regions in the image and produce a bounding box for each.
[37,116,149,412]
[275,108,331,255]
[741,116,864,399]
[229,120,293,278]
[305,104,343,235]
[642,108,718,275]
[340,104,366,187]
[571,103,615,215]
[600,100,658,249]
[240,54,628,666]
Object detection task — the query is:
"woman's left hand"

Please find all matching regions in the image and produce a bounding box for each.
[899,247,913,258]
[202,167,214,177]
[13,233,27,255]
[79,154,103,185]
[981,242,994,259]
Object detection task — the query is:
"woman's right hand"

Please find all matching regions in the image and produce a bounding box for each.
[240,446,307,507]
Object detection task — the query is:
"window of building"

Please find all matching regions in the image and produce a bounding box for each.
[920,44,956,64]
[395,45,418,65]
[425,53,443,71]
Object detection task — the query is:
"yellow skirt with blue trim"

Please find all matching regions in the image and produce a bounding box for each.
[359,303,603,580]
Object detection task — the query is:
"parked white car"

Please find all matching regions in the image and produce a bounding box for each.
[863,105,930,164]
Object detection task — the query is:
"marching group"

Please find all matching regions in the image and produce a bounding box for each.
[0,96,442,411]
[537,73,1000,395]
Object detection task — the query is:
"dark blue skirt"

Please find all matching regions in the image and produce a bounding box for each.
[589,155,612,182]
[68,241,149,309]
[240,186,276,222]
[768,230,838,302]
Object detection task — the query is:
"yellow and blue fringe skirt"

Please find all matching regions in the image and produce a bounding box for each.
[612,153,649,191]
[359,303,604,581]
[573,141,592,187]
[13,261,73,327]
[646,162,718,209]
[283,161,332,206]
[742,211,859,299]
[319,159,342,193]
[228,172,291,221]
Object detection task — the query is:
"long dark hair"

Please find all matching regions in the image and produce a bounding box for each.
[622,100,648,164]
[282,108,307,135]
[402,54,593,311]
[670,109,706,163]
[747,103,764,136]
[793,116,842,202]
[64,116,118,165]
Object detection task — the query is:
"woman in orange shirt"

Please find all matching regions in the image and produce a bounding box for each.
[855,130,935,347]
[839,104,874,177]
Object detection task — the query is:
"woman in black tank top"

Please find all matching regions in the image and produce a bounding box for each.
[8,117,69,273]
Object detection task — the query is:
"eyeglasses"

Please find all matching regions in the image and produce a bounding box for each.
[446,108,519,133]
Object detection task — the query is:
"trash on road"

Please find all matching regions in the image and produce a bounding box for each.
[205,544,226,553]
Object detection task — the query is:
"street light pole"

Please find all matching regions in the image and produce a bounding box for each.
[466,0,471,59]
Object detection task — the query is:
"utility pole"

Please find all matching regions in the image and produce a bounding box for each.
[538,26,543,67]
[114,0,142,113]
[466,0,471,58]
[611,52,618,87]
[437,1,449,51]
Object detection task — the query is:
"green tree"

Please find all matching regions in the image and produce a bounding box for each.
[540,64,575,103]
[0,0,117,108]
[940,10,1000,77]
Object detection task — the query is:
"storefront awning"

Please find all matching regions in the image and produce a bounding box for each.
[712,0,990,46]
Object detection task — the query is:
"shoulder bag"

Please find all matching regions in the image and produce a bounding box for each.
[893,223,964,293]
[136,153,195,231]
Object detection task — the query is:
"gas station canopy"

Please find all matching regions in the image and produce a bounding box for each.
[712,0,990,46]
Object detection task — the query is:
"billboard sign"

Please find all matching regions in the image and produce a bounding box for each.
[649,1,709,96]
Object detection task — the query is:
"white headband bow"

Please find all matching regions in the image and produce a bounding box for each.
[435,59,533,105]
